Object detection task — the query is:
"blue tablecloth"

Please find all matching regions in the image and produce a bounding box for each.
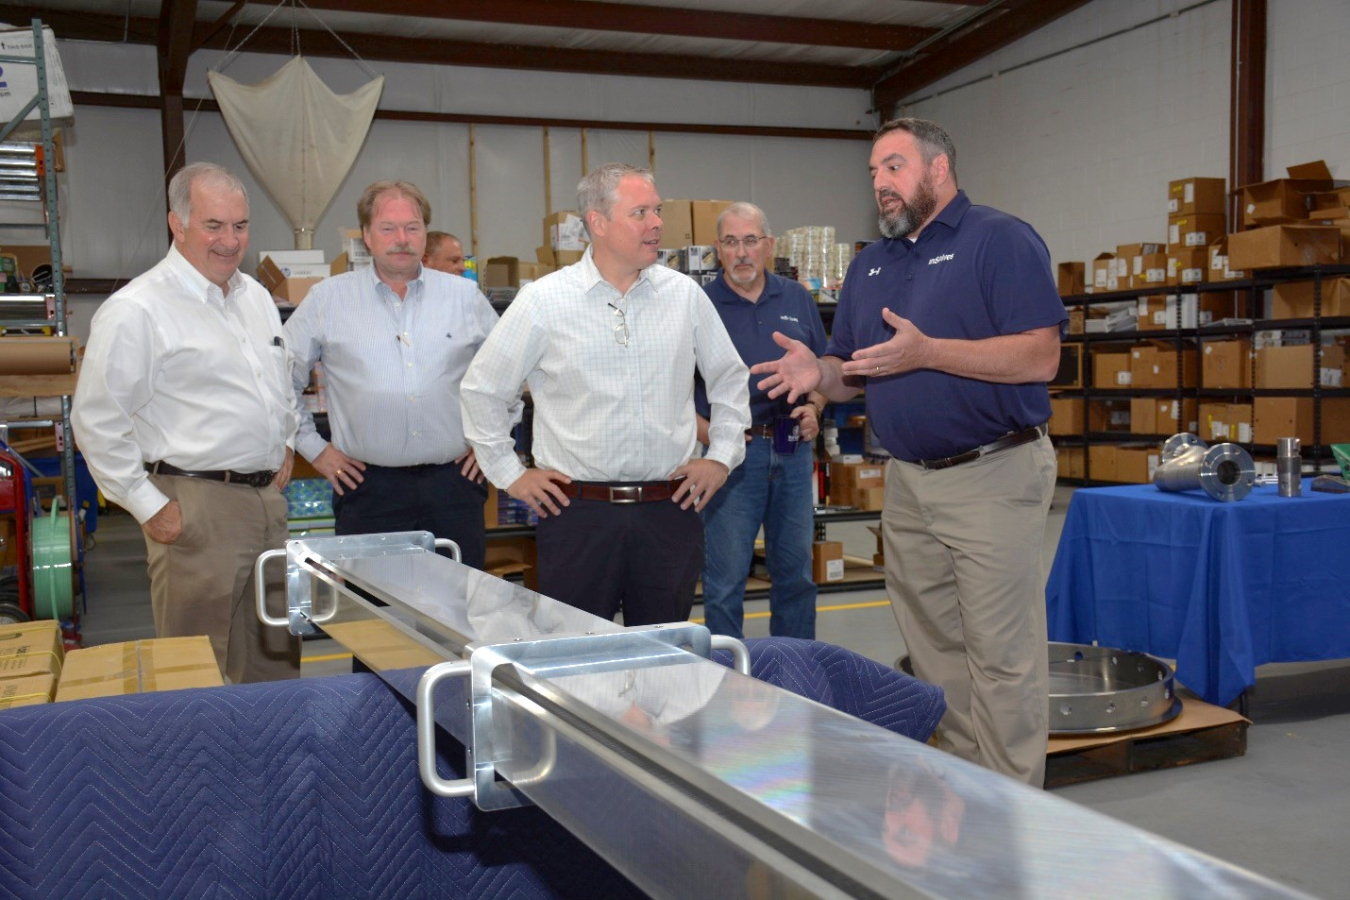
[1045,479,1350,706]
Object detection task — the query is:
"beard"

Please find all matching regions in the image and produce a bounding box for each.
[727,256,760,285]
[877,172,938,240]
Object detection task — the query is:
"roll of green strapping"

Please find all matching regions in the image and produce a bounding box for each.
[31,498,73,620]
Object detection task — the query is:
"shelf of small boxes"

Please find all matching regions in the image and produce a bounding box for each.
[1050,164,1350,484]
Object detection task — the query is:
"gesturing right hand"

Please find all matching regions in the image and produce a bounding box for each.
[313,444,368,496]
[749,331,823,404]
[507,468,573,519]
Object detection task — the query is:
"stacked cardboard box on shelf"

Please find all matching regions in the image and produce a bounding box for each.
[1228,161,1346,271]
[829,461,885,510]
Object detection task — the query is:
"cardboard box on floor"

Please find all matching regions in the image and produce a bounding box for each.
[0,672,55,709]
[811,541,844,584]
[0,620,63,682]
[55,636,222,702]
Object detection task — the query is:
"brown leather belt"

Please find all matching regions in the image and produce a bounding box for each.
[559,479,685,504]
[745,424,776,439]
[146,461,277,488]
[915,423,1048,471]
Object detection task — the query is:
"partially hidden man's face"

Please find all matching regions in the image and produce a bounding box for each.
[169,181,250,290]
[364,192,427,282]
[870,130,940,240]
[424,237,466,276]
[589,175,663,271]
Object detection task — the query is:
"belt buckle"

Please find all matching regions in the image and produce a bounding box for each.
[609,485,642,504]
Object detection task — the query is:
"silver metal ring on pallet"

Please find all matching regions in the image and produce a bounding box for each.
[1048,642,1183,735]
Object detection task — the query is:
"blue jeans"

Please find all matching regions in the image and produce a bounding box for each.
[701,436,817,639]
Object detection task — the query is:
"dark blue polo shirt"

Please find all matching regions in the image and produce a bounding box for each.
[695,271,827,425]
[825,191,1066,462]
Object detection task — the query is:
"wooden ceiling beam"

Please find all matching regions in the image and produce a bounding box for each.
[300,0,936,52]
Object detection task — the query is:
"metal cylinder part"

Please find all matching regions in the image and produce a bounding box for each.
[1153,433,1256,501]
[1278,436,1302,497]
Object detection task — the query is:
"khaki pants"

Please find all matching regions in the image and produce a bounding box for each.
[881,436,1055,787]
[144,475,299,684]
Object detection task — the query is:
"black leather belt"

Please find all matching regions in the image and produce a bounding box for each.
[914,423,1048,471]
[145,461,277,488]
[745,424,776,439]
[559,480,685,504]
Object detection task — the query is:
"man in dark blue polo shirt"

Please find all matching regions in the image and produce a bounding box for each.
[694,202,828,640]
[751,119,1065,787]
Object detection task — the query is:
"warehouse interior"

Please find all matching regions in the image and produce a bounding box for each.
[1,0,1348,898]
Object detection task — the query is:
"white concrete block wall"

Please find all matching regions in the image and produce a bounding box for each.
[1267,0,1350,178]
[900,0,1232,274]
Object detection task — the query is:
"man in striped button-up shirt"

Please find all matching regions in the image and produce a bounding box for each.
[462,163,750,626]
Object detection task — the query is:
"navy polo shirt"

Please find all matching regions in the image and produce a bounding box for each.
[825,191,1067,462]
[695,271,827,425]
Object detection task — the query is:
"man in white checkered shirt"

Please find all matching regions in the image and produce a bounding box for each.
[462,163,751,625]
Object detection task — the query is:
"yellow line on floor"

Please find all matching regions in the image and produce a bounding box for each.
[303,651,354,663]
[693,597,890,624]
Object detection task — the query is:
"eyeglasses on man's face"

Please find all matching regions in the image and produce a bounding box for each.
[718,235,765,250]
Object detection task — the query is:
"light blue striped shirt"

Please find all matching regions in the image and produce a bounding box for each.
[285,264,506,468]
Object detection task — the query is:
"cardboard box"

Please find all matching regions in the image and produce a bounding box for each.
[1048,396,1084,436]
[1155,398,1198,435]
[1129,397,1156,435]
[1087,444,1116,481]
[1149,346,1199,389]
[1092,351,1132,388]
[1168,177,1227,217]
[1089,253,1115,292]
[543,210,587,250]
[1136,294,1168,331]
[0,244,69,282]
[1088,399,1131,433]
[0,672,54,709]
[256,256,323,304]
[1135,254,1169,289]
[0,620,63,682]
[1207,240,1247,283]
[535,245,556,265]
[1166,293,1234,330]
[1200,402,1253,443]
[1202,339,1253,389]
[1254,397,1350,445]
[553,249,585,266]
[1226,225,1341,270]
[322,619,445,673]
[1057,262,1085,297]
[659,199,694,250]
[481,256,520,289]
[852,486,885,511]
[811,541,844,584]
[1255,344,1345,389]
[1115,243,1164,287]
[1272,278,1350,319]
[1167,215,1226,250]
[1056,445,1085,480]
[867,524,884,568]
[1114,446,1158,484]
[1238,161,1334,228]
[55,636,222,702]
[1167,247,1210,286]
[1129,345,1157,388]
[691,200,733,247]
[831,461,885,507]
[1067,308,1084,335]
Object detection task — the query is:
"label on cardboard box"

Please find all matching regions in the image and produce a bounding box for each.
[825,559,844,581]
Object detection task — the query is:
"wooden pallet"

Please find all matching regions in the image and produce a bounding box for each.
[1045,697,1248,789]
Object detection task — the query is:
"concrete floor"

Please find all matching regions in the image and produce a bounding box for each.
[73,486,1349,899]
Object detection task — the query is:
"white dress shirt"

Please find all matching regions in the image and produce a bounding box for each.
[461,247,750,489]
[285,264,511,468]
[72,246,297,524]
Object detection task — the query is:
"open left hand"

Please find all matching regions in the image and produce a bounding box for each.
[841,308,930,379]
[669,458,729,512]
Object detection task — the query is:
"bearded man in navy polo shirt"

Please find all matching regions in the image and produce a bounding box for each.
[694,202,828,640]
[752,118,1065,787]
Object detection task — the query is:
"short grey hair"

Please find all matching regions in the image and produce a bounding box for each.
[577,163,655,237]
[875,117,958,182]
[168,162,248,223]
[717,201,772,239]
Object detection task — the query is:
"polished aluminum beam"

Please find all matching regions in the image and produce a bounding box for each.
[265,532,1314,900]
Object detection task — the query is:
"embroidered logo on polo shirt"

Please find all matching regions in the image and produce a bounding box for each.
[868,267,882,276]
[779,315,800,323]
[928,253,955,265]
